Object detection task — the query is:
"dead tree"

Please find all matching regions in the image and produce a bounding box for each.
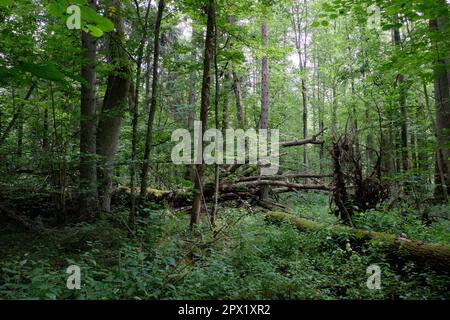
[330,134,390,226]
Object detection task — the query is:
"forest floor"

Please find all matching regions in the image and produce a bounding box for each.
[0,193,449,300]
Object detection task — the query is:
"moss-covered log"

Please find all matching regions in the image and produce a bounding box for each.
[266,211,450,274]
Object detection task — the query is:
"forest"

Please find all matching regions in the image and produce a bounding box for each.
[0,0,449,301]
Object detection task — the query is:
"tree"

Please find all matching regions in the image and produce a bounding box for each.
[291,0,309,172]
[191,0,216,226]
[429,0,450,199]
[129,0,152,230]
[79,0,99,219]
[259,19,270,201]
[393,27,409,174]
[97,0,131,214]
[140,0,166,196]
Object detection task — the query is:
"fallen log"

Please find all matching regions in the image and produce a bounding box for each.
[236,173,332,182]
[221,180,331,192]
[281,129,326,148]
[281,138,324,148]
[266,211,450,274]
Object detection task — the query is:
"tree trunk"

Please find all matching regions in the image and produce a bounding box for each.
[128,0,152,230]
[79,0,98,219]
[232,71,245,129]
[424,84,449,201]
[227,16,245,130]
[191,0,215,226]
[212,18,221,224]
[259,21,270,201]
[43,106,49,151]
[291,0,309,172]
[222,74,230,133]
[0,84,35,146]
[185,32,198,181]
[430,6,450,199]
[393,28,409,173]
[16,94,23,158]
[331,85,337,137]
[97,0,131,214]
[140,0,166,196]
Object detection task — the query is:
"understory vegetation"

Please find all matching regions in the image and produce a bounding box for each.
[1,194,449,300]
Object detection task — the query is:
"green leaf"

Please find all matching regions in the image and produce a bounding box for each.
[81,6,114,33]
[0,0,13,7]
[0,66,12,81]
[321,20,330,27]
[312,21,321,28]
[47,3,66,16]
[166,257,176,267]
[20,62,66,82]
[87,24,104,38]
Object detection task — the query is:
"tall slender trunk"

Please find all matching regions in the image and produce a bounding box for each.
[430,5,450,199]
[140,0,166,196]
[291,0,309,171]
[393,27,409,173]
[17,97,23,158]
[79,0,98,219]
[259,21,270,201]
[43,105,49,151]
[191,0,215,226]
[97,0,131,214]
[186,34,197,181]
[331,85,337,138]
[232,71,245,129]
[316,49,324,173]
[129,0,152,230]
[0,84,35,147]
[227,16,245,130]
[366,108,373,171]
[212,17,220,224]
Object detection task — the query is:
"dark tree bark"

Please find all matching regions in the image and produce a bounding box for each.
[97,0,131,214]
[16,93,23,158]
[79,0,99,219]
[0,84,35,146]
[43,106,49,151]
[232,71,245,129]
[222,74,230,133]
[140,0,166,196]
[430,3,450,199]
[191,0,215,226]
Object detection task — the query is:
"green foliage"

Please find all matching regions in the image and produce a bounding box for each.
[0,0,13,7]
[19,62,67,83]
[353,206,450,245]
[1,204,448,300]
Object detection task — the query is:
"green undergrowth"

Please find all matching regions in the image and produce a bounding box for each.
[0,200,449,300]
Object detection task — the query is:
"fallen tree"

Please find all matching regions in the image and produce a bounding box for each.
[266,211,450,274]
[235,173,332,182]
[220,180,331,192]
[281,129,325,148]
